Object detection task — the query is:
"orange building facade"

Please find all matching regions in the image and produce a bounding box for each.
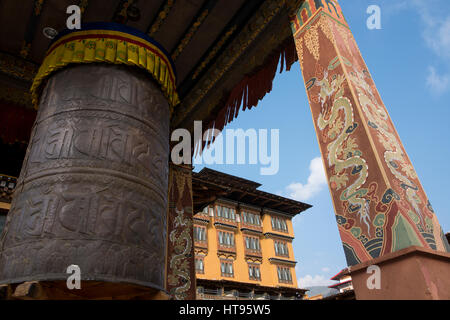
[191,168,310,300]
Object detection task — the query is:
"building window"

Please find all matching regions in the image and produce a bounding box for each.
[194,226,207,242]
[277,266,292,284]
[248,264,261,281]
[274,240,289,257]
[220,260,234,277]
[242,211,261,226]
[245,236,261,252]
[218,231,235,247]
[271,216,288,233]
[195,257,204,274]
[200,206,214,217]
[216,205,236,221]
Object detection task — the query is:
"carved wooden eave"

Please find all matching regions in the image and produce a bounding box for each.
[264,232,295,242]
[172,0,296,133]
[240,227,263,236]
[213,221,238,231]
[193,215,210,225]
[193,168,312,216]
[268,257,297,267]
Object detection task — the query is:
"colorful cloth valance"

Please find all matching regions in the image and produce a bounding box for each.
[31,22,179,109]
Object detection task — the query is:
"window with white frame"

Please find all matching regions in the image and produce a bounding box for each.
[277,266,292,283]
[242,211,261,226]
[194,226,207,242]
[271,216,288,233]
[274,240,289,257]
[195,257,204,273]
[220,260,234,277]
[216,205,236,221]
[218,231,235,247]
[245,236,261,252]
[248,264,261,280]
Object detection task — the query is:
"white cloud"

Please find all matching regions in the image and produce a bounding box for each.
[387,0,450,58]
[299,274,334,288]
[409,0,450,94]
[426,67,450,94]
[428,17,450,59]
[417,11,450,59]
[383,1,408,18]
[321,267,331,273]
[284,157,327,201]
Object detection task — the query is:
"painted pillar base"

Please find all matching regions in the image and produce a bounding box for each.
[349,246,450,300]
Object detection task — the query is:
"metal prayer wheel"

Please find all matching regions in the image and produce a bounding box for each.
[0,25,174,294]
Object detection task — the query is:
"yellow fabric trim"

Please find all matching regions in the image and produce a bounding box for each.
[31,32,180,110]
[47,29,177,82]
[0,202,11,210]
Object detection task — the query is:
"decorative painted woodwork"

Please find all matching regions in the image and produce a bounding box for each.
[20,0,47,59]
[166,164,196,300]
[290,0,450,266]
[147,0,177,37]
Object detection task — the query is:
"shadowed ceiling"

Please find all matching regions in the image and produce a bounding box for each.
[0,0,299,174]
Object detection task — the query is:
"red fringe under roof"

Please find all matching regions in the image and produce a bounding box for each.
[194,37,298,156]
[0,100,37,145]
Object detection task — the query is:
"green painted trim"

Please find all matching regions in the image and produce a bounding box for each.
[392,214,422,252]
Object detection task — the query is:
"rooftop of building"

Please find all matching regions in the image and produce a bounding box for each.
[192,167,312,216]
[330,267,351,281]
[304,286,339,299]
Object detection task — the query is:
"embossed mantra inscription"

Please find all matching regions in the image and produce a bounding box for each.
[0,65,170,291]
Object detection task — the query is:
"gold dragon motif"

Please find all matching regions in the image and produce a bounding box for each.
[349,70,425,224]
[316,70,371,230]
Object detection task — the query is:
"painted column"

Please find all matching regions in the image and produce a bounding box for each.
[166,163,196,300]
[0,23,179,297]
[289,0,450,267]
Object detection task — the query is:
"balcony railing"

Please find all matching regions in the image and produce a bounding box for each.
[195,267,205,274]
[194,240,208,250]
[278,279,293,285]
[240,222,263,233]
[244,248,262,258]
[220,271,234,278]
[217,244,236,254]
[197,287,301,300]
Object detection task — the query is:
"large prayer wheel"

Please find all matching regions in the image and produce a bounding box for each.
[0,23,177,295]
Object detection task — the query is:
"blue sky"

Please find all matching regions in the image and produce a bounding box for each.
[193,0,450,287]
